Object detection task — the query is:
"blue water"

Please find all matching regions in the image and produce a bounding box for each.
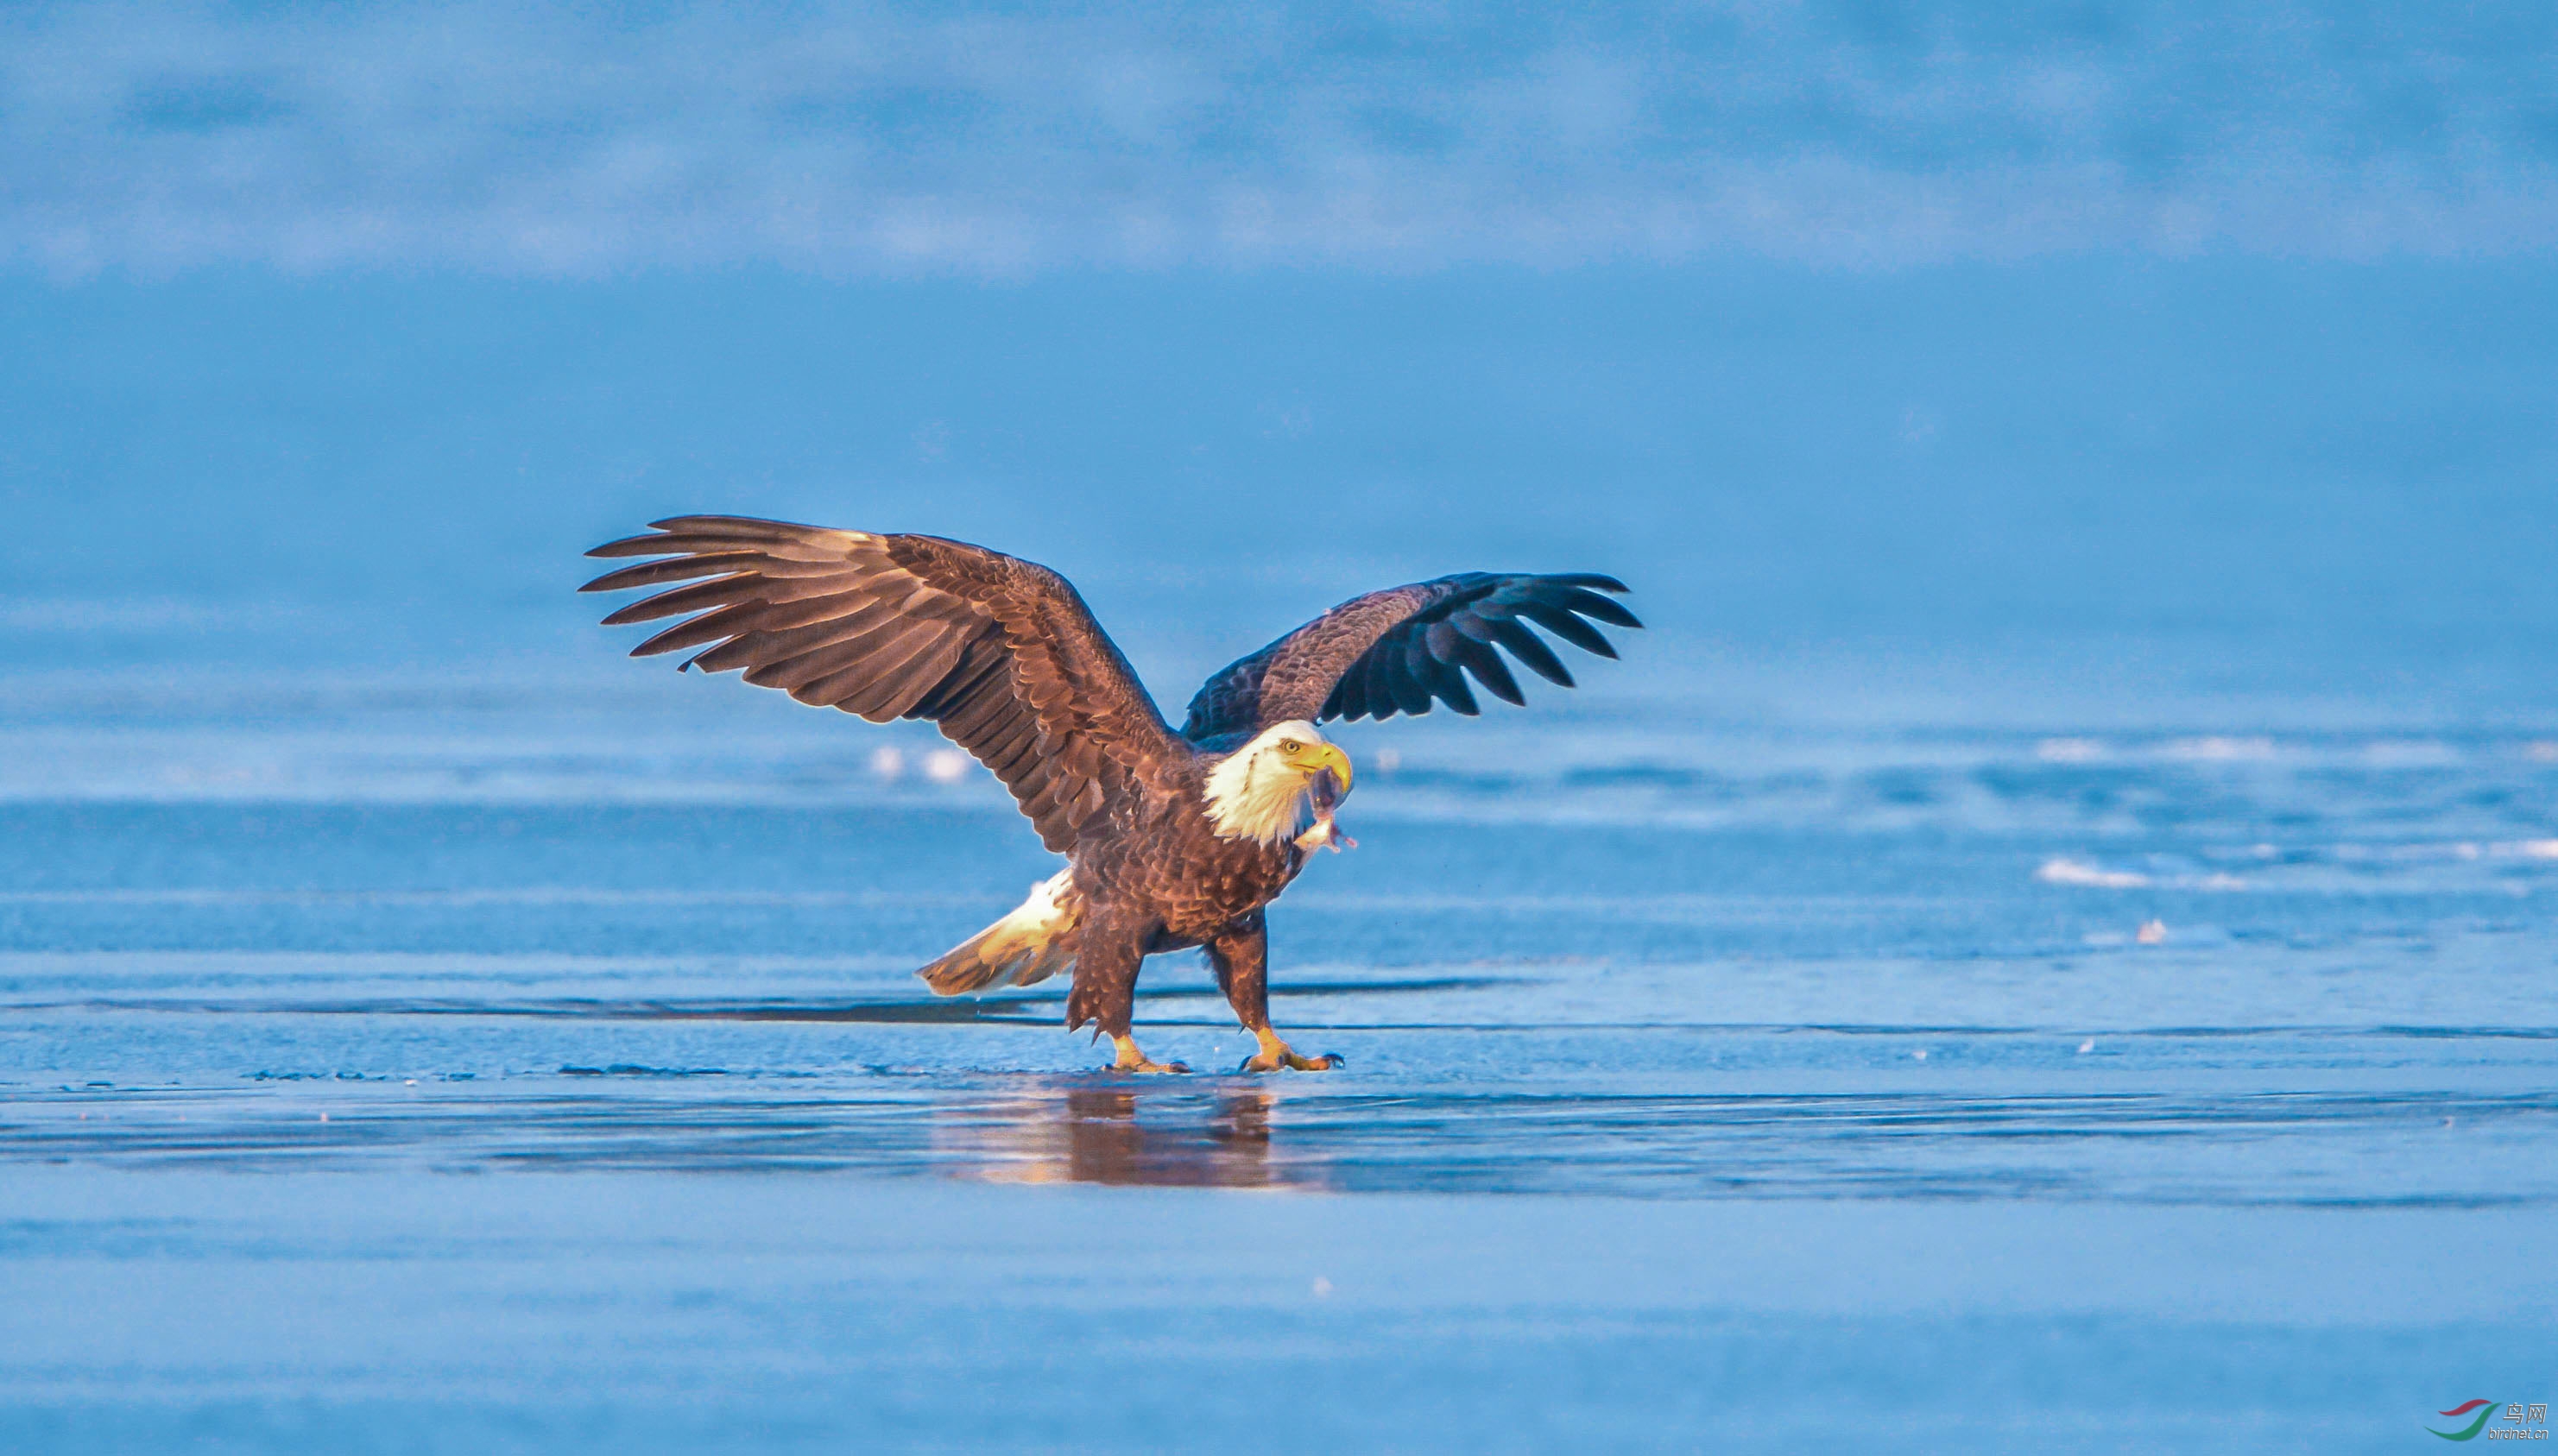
[13,2,2558,272]
[4,619,2557,1450]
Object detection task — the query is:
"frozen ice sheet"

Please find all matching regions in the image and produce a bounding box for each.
[2,1169,2550,1453]
[3,690,2555,1452]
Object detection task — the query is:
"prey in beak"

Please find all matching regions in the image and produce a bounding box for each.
[1294,764,1357,854]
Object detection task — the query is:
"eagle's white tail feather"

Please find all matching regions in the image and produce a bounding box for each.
[916,869,1083,995]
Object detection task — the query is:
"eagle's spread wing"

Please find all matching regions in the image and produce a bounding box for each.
[1179,573,1639,742]
[584,517,1183,853]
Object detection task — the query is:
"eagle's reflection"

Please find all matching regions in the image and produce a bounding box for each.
[933,1087,1330,1190]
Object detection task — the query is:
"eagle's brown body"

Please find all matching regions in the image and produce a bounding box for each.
[581,516,1636,1072]
[1060,781,1311,1044]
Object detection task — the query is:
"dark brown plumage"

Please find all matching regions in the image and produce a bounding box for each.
[582,516,1638,1073]
[1180,571,1639,741]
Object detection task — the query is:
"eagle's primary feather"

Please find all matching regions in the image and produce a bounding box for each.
[582,518,1637,1073]
[1178,571,1639,741]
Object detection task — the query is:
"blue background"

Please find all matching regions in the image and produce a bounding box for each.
[5,6,2557,1453]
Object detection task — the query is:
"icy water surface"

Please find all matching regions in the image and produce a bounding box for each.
[3,656,2556,1452]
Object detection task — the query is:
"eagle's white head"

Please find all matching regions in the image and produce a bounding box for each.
[1202,720,1354,846]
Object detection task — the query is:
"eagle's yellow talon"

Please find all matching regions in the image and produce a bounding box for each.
[1108,1035,1190,1075]
[1239,1031,1342,1074]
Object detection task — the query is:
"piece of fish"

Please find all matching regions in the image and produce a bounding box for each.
[1295,767,1356,853]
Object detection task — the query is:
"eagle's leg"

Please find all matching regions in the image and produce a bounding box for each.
[1071,911,1189,1075]
[1209,914,1342,1074]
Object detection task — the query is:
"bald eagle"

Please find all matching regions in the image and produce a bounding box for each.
[581,518,1638,1073]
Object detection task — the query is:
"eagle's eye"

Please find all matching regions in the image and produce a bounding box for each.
[1277,740,1302,753]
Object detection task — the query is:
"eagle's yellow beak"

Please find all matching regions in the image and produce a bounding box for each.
[1281,741,1353,793]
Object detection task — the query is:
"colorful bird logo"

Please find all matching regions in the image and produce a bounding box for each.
[2429,1400,2498,1440]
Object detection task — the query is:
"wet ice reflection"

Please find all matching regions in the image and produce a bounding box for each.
[935,1087,1332,1191]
